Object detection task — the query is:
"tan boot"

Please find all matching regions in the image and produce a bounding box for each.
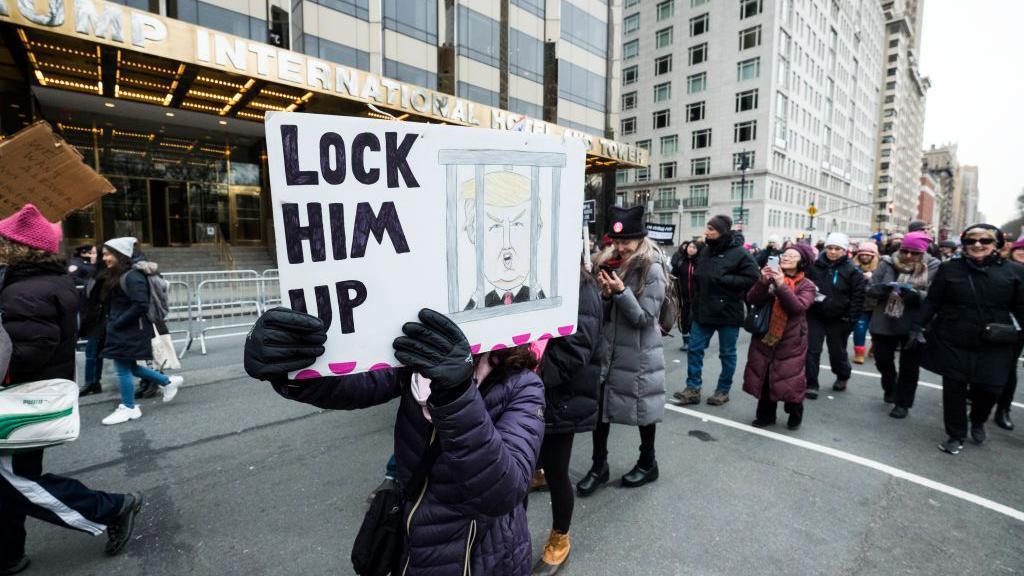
[529,469,548,492]
[853,345,866,364]
[532,530,570,576]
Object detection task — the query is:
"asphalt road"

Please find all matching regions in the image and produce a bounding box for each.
[21,332,1024,575]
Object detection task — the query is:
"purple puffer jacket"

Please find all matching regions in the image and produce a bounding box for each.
[274,366,545,576]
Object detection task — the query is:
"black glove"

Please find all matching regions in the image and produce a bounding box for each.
[244,307,327,382]
[899,287,921,305]
[393,308,473,405]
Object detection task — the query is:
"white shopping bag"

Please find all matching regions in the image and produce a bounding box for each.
[0,378,80,451]
[152,327,181,371]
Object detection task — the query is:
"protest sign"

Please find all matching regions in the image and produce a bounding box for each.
[646,222,676,244]
[582,199,595,224]
[265,112,585,377]
[0,122,114,220]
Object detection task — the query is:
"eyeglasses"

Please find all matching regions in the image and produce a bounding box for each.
[897,249,922,255]
[962,238,996,246]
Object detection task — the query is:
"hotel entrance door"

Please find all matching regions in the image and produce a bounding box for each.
[150,180,189,246]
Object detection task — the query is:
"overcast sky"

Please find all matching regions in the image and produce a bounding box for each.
[918,0,1022,224]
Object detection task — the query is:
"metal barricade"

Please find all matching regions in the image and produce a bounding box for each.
[261,268,281,308]
[164,280,193,357]
[195,277,264,354]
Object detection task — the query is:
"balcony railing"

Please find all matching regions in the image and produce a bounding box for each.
[683,197,709,209]
[653,198,681,210]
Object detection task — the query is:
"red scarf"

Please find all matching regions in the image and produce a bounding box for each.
[761,273,804,347]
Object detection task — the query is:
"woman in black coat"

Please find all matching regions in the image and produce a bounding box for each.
[98,238,182,426]
[923,224,1024,454]
[670,241,701,350]
[531,269,604,576]
[0,205,141,571]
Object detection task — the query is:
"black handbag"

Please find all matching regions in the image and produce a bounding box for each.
[743,299,772,336]
[351,430,442,576]
[967,276,1020,346]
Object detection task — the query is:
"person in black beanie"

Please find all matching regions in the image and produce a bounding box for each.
[673,214,759,407]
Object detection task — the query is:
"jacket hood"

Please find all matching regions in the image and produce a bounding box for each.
[132,260,159,275]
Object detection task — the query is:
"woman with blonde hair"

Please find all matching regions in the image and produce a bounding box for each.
[577,205,666,496]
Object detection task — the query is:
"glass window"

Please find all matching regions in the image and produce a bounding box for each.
[656,27,673,49]
[383,0,437,43]
[312,0,369,20]
[457,81,499,106]
[734,120,757,142]
[625,0,640,6]
[623,39,640,60]
[736,89,758,111]
[196,2,252,38]
[740,0,763,19]
[690,13,708,36]
[660,161,677,179]
[616,169,629,185]
[655,54,672,75]
[458,6,500,66]
[512,0,544,18]
[510,27,544,81]
[687,72,706,94]
[691,0,708,7]
[636,167,650,182]
[653,109,671,129]
[622,91,637,110]
[384,58,437,89]
[635,139,651,151]
[690,211,707,227]
[737,57,761,81]
[689,43,707,66]
[657,0,674,21]
[621,117,637,135]
[733,151,755,170]
[624,13,640,34]
[509,97,543,118]
[692,128,711,149]
[305,35,371,70]
[559,60,607,111]
[653,82,671,102]
[731,180,753,200]
[739,25,761,50]
[623,65,638,85]
[691,157,710,176]
[686,101,705,122]
[563,1,609,56]
[660,135,678,154]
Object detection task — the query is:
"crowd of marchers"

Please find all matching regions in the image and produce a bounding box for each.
[1,199,1022,576]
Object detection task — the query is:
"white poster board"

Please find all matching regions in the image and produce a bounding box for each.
[265,113,585,378]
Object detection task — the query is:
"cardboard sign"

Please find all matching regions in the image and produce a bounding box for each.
[646,222,676,244]
[582,199,596,224]
[0,122,115,220]
[265,113,585,377]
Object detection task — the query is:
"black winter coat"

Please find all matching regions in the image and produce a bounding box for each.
[692,233,760,326]
[0,261,78,383]
[922,256,1024,386]
[807,253,865,323]
[101,269,154,361]
[755,247,782,269]
[539,274,603,434]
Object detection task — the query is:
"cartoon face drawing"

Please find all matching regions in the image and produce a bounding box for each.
[461,170,544,308]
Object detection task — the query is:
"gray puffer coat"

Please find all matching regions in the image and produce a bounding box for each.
[600,250,667,426]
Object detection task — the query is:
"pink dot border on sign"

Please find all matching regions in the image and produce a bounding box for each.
[308,325,575,378]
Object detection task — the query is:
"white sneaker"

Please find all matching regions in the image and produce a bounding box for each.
[102,404,142,425]
[162,375,183,403]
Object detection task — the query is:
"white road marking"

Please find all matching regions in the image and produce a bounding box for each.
[821,365,1024,409]
[664,404,1024,523]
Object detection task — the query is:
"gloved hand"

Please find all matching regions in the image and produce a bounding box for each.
[899,287,921,305]
[393,308,474,405]
[244,307,327,382]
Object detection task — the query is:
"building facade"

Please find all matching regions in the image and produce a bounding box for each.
[616,0,885,244]
[916,172,939,226]
[870,0,928,233]
[921,143,958,239]
[0,0,641,250]
[959,164,979,229]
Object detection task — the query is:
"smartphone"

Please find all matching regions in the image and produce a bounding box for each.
[767,256,780,271]
[599,264,616,275]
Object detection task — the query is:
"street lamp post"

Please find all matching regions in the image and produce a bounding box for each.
[737,152,749,229]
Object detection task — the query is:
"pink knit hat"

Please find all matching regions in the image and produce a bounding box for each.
[901,231,931,253]
[1011,238,1024,251]
[0,204,62,254]
[856,242,879,256]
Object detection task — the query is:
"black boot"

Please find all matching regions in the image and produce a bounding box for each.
[785,403,803,430]
[994,408,1014,431]
[105,493,143,556]
[575,462,609,497]
[79,382,102,396]
[621,461,659,488]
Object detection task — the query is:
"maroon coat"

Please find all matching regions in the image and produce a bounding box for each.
[742,276,817,403]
